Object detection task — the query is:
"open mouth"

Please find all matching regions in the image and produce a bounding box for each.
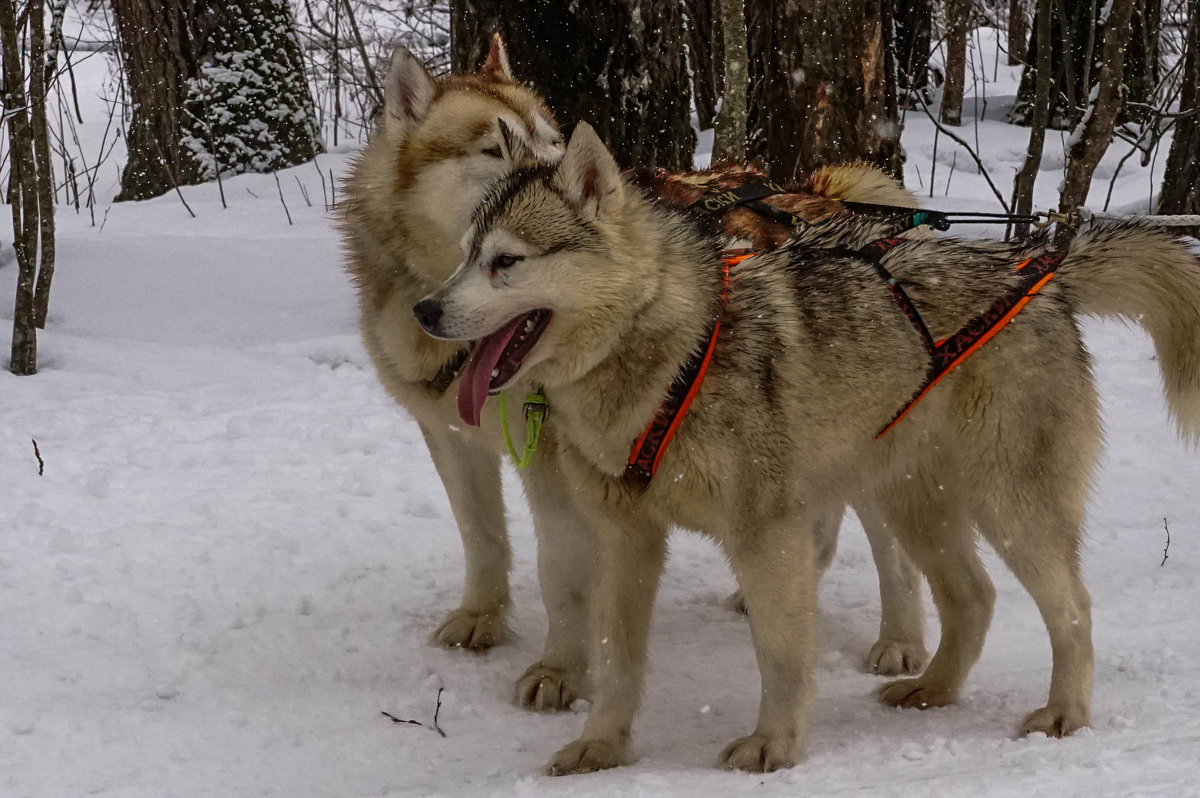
[457,309,552,426]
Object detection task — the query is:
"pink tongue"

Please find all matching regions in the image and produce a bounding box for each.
[457,316,524,426]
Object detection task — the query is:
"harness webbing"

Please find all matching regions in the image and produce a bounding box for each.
[622,254,744,494]
[875,248,1069,438]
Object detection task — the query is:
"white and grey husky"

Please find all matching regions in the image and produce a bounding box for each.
[416,123,1200,774]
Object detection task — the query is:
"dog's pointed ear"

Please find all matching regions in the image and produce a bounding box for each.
[497,118,538,169]
[557,123,623,221]
[483,33,514,81]
[384,46,436,139]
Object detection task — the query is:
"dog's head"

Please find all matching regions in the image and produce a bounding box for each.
[383,37,564,267]
[413,123,650,426]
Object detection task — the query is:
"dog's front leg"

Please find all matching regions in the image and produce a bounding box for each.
[544,508,668,776]
[719,513,816,773]
[514,435,593,711]
[419,424,510,650]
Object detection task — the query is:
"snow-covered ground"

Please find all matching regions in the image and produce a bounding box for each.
[3,22,1198,798]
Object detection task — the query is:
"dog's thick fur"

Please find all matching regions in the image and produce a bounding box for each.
[341,41,932,699]
[419,124,1200,774]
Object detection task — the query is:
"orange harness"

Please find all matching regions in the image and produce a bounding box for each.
[620,242,1066,493]
[622,253,748,493]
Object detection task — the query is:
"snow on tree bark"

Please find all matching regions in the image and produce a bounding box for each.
[450,0,695,171]
[112,0,322,202]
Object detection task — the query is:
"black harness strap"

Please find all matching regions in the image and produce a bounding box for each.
[427,347,471,394]
[813,239,938,357]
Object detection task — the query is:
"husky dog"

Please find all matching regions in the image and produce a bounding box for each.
[340,42,564,657]
[341,37,932,696]
[415,123,1200,774]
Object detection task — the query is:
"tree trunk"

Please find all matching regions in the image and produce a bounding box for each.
[1014,0,1096,127]
[451,0,695,171]
[31,0,60,329]
[1009,0,1028,65]
[941,0,971,125]
[895,0,933,95]
[759,0,902,180]
[1012,0,1053,239]
[685,0,721,132]
[712,0,748,162]
[1124,0,1161,120]
[1057,0,1140,243]
[1,0,45,375]
[111,0,322,202]
[1160,0,1200,220]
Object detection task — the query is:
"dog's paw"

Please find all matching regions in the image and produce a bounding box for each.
[430,607,506,651]
[514,661,582,712]
[866,639,927,676]
[877,678,957,709]
[718,734,799,773]
[544,737,626,776]
[723,589,748,615]
[1019,704,1089,738]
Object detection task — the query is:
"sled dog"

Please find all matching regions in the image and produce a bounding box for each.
[341,38,932,699]
[415,123,1200,774]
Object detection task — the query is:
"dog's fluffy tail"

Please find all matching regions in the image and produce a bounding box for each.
[1060,223,1200,441]
[806,162,918,209]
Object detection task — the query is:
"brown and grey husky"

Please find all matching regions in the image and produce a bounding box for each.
[415,123,1200,774]
[341,37,932,706]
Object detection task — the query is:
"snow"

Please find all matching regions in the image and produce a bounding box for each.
[3,21,1199,798]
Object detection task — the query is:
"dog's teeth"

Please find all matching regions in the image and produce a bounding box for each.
[525,319,535,332]
[491,368,499,378]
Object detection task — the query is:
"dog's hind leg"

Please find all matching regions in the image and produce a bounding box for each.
[544,509,668,775]
[976,495,1093,737]
[960,340,1100,737]
[718,509,818,773]
[875,469,995,710]
[515,436,592,711]
[856,499,928,676]
[420,424,510,650]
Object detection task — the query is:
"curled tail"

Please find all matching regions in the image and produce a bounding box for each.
[1059,223,1200,441]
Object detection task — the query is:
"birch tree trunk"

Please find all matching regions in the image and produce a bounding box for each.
[1,0,48,375]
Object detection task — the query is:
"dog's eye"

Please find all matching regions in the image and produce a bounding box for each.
[481,144,503,158]
[489,253,522,273]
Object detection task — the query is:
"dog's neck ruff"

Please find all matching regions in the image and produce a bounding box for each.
[622,252,750,493]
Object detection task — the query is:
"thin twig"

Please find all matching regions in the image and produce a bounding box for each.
[274,172,293,225]
[294,175,311,207]
[32,438,44,475]
[382,687,446,737]
[915,94,1012,214]
[1161,517,1170,567]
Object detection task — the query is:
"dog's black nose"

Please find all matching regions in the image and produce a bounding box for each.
[413,298,444,333]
